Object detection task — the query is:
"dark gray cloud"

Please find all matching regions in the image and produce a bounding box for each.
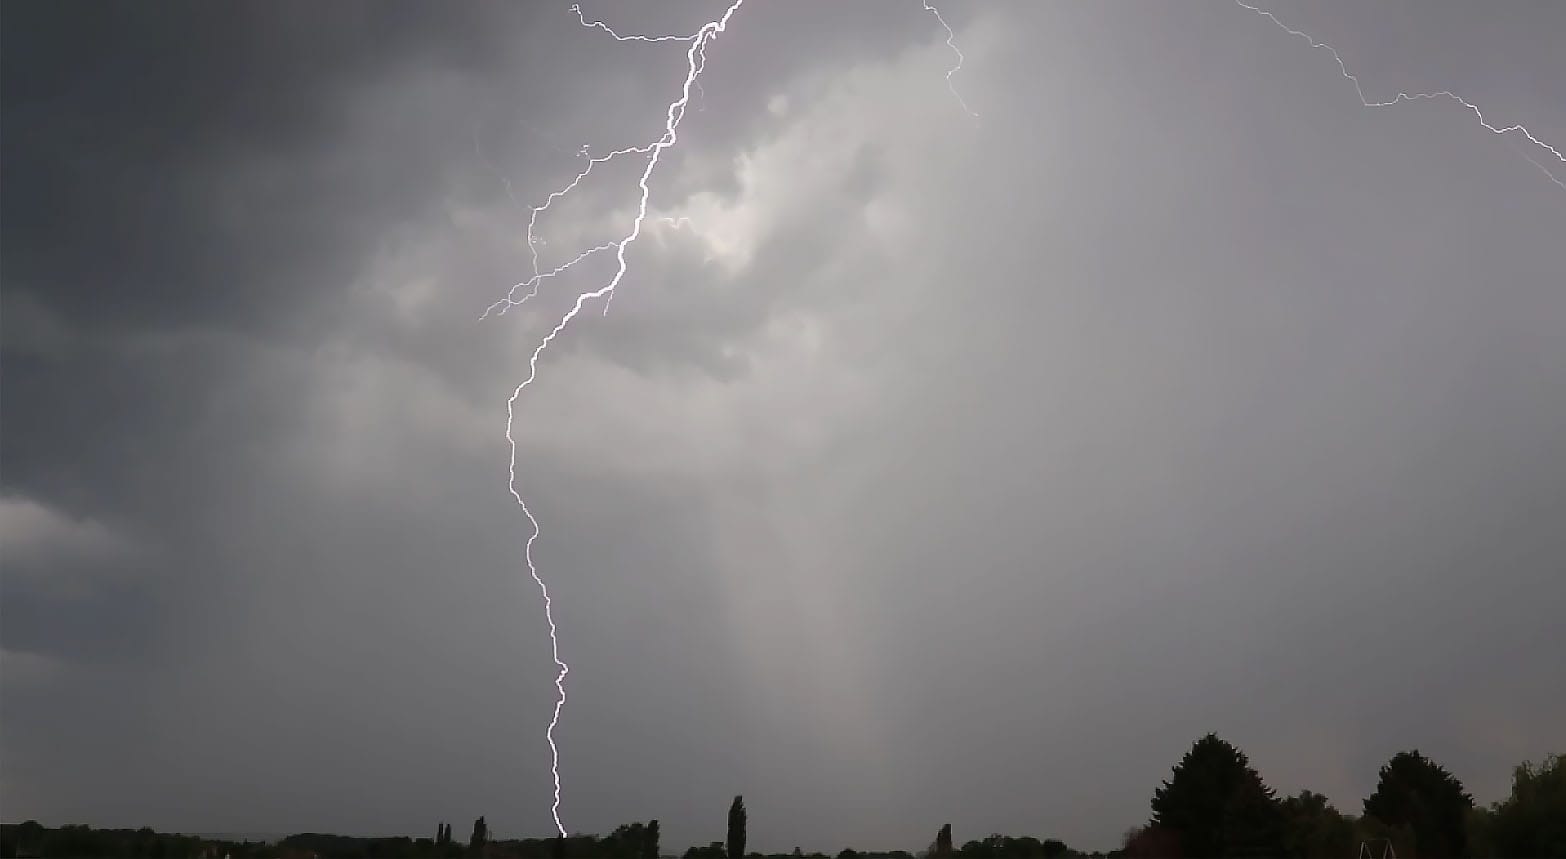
[3,0,1563,853]
[2,2,525,333]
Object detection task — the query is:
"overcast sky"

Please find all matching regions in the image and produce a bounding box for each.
[3,0,1563,852]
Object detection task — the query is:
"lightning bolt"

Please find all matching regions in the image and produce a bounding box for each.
[491,0,746,837]
[923,2,977,117]
[489,0,978,836]
[570,3,704,43]
[1236,1,1566,190]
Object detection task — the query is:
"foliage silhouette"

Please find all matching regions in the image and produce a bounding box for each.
[687,841,728,859]
[729,796,748,859]
[1277,790,1355,858]
[646,820,662,859]
[1480,753,1566,857]
[1116,824,1179,859]
[1362,750,1473,859]
[3,745,1561,859]
[1150,733,1284,858]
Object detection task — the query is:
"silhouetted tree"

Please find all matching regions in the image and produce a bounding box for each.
[1150,733,1284,858]
[645,820,662,859]
[605,823,646,859]
[728,796,747,859]
[957,835,1061,858]
[685,843,727,859]
[1120,825,1179,859]
[937,825,953,859]
[1278,790,1355,858]
[1363,750,1473,859]
[1,822,44,859]
[1467,804,1498,858]
[470,818,488,853]
[1483,753,1565,857]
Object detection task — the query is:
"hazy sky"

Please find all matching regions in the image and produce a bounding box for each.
[3,0,1563,852]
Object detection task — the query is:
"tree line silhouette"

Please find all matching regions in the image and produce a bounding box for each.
[3,736,1559,858]
[1115,735,1561,858]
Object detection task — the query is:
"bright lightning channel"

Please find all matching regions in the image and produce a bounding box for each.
[923,1,976,117]
[1236,1,1566,190]
[493,0,746,838]
[488,0,977,838]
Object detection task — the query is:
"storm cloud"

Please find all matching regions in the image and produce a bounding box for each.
[3,0,1563,852]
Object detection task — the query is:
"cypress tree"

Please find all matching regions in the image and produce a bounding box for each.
[727,796,747,859]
